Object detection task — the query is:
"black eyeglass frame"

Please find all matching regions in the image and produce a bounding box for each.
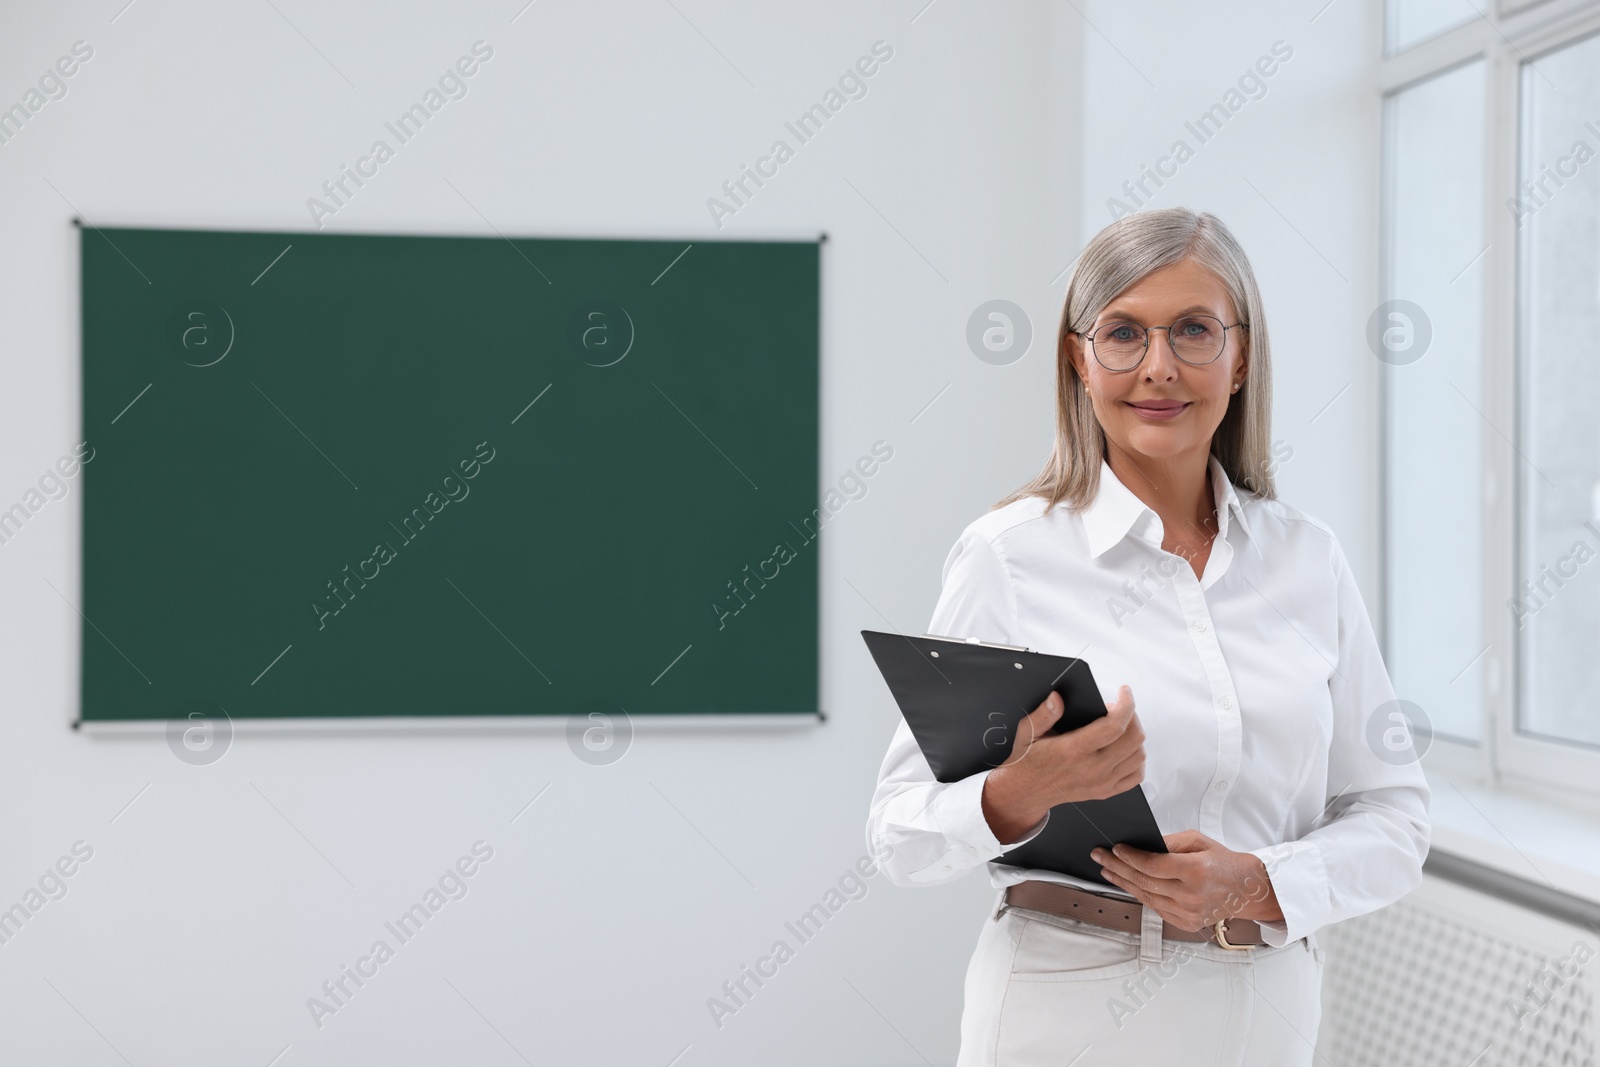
[1080,315,1248,373]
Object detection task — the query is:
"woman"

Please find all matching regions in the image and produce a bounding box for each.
[865,207,1429,1065]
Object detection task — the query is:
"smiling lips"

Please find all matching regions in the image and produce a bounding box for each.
[1126,399,1190,420]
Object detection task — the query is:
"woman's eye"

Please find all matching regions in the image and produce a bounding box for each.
[1106,325,1137,341]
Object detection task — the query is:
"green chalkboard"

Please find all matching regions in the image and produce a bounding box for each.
[79,226,820,721]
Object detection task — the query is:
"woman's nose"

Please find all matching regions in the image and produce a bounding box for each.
[1142,330,1180,380]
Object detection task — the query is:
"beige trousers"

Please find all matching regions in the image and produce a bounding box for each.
[957,890,1326,1066]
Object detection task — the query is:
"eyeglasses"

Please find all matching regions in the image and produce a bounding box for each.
[1083,314,1246,372]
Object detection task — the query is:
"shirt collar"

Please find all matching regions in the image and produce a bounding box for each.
[1081,455,1253,558]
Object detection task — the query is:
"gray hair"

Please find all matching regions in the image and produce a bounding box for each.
[995,206,1275,513]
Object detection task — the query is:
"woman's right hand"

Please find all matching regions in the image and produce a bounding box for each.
[980,685,1146,846]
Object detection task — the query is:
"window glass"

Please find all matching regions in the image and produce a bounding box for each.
[1516,32,1600,747]
[1382,60,1486,743]
[1386,0,1478,54]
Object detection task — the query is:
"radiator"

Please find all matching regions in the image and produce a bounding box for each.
[1317,858,1599,1066]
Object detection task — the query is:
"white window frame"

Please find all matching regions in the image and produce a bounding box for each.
[1380,0,1600,801]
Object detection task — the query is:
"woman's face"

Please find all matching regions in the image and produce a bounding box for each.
[1067,257,1248,469]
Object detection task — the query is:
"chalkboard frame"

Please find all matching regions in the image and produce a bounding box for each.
[74,222,825,727]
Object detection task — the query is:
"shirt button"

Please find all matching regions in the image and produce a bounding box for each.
[1220,697,1232,709]
[1194,620,1208,632]
[1215,781,1229,791]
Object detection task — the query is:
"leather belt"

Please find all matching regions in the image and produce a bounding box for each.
[1004,879,1265,949]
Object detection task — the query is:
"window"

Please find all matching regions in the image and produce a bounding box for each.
[1381,4,1600,794]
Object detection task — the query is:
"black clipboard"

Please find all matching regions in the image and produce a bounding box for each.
[862,629,1166,887]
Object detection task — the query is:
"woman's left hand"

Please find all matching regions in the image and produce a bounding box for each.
[1090,830,1283,932]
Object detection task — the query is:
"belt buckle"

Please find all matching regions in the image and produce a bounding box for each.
[1213,918,1252,950]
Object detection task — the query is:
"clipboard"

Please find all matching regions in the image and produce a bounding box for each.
[861,629,1166,887]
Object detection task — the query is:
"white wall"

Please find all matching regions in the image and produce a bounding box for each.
[0,1,1379,1064]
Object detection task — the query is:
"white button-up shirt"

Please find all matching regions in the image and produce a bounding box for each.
[865,456,1430,946]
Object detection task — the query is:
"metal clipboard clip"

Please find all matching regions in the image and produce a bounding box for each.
[920,632,1034,653]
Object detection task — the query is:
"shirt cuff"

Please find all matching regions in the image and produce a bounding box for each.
[1248,840,1329,947]
[933,769,1050,861]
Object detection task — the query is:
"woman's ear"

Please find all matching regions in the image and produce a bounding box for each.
[1065,330,1088,382]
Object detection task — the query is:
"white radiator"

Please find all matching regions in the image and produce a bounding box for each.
[1318,867,1598,1066]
